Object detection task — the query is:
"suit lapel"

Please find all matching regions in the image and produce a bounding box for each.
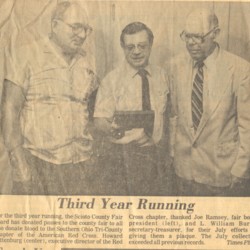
[194,50,233,141]
[177,56,193,129]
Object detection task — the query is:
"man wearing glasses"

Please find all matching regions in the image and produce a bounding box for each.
[168,9,250,196]
[2,2,98,195]
[94,22,169,195]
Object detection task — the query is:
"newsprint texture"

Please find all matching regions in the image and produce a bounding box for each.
[0,0,250,249]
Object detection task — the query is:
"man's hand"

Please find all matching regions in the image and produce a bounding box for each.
[110,127,155,146]
[230,175,245,189]
[135,132,154,147]
[110,127,125,140]
[109,120,125,140]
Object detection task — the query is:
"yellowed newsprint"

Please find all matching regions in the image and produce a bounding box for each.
[0,1,250,250]
[0,196,250,249]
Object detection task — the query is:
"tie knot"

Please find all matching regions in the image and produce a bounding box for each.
[195,61,204,69]
[138,69,148,77]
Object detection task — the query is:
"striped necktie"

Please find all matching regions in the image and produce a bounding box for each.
[192,61,204,132]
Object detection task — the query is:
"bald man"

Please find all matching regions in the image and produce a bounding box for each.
[2,2,98,195]
[168,9,250,196]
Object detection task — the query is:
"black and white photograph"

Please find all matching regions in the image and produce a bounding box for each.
[0,0,249,197]
[0,1,250,249]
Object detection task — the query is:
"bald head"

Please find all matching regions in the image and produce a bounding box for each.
[183,9,220,61]
[51,2,92,56]
[51,1,89,24]
[185,9,219,35]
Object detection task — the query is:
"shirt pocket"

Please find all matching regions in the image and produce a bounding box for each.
[154,89,168,114]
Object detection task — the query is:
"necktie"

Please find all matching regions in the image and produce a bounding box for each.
[138,69,153,137]
[138,69,151,110]
[192,61,204,131]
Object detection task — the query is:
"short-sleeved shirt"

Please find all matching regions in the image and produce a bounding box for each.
[94,62,169,144]
[5,38,98,164]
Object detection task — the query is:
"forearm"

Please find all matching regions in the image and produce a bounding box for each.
[231,72,250,178]
[1,80,27,165]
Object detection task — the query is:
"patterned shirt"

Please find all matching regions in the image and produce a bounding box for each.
[5,38,98,164]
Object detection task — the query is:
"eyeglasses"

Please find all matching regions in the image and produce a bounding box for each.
[180,26,218,44]
[124,43,150,52]
[56,19,93,36]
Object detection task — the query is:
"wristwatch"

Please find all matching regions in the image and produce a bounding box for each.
[110,128,125,139]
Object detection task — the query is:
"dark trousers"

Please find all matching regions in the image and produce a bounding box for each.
[12,151,98,195]
[97,142,166,196]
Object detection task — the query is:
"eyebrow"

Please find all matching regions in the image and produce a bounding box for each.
[68,22,86,25]
[185,32,204,36]
[126,42,149,45]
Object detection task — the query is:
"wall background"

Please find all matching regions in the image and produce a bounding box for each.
[0,0,249,193]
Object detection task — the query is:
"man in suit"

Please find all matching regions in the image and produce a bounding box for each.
[94,22,169,195]
[168,9,250,196]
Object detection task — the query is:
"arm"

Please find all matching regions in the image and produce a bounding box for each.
[94,117,112,135]
[1,79,31,182]
[94,71,153,145]
[93,73,125,140]
[231,65,250,184]
[87,89,98,137]
[165,61,177,158]
[94,117,125,140]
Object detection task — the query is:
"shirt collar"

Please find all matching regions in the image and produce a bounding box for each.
[193,43,220,69]
[124,61,152,78]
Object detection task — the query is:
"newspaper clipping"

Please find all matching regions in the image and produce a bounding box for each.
[0,0,250,249]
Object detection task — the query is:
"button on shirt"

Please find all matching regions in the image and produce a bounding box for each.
[5,38,98,164]
[94,62,169,144]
